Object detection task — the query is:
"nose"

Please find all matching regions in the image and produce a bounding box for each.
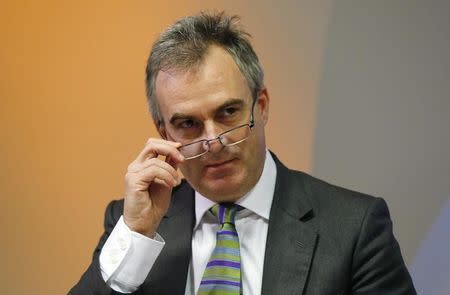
[206,137,224,154]
[203,122,224,154]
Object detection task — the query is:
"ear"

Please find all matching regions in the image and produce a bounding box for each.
[255,88,270,126]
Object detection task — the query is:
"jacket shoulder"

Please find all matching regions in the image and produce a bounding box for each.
[297,170,380,209]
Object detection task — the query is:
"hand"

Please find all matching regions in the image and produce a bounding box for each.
[123,138,184,238]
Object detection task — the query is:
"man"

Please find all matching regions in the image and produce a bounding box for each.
[71,11,416,295]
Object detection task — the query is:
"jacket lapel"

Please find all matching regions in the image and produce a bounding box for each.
[142,181,196,295]
[261,154,318,295]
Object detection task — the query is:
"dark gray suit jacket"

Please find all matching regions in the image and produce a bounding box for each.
[70,153,416,294]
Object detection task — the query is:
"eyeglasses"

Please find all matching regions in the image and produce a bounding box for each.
[178,114,255,160]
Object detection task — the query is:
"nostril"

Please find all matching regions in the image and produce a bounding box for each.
[207,138,224,153]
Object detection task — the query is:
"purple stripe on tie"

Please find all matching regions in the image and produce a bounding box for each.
[218,230,238,236]
[207,260,241,268]
[219,205,224,224]
[200,280,241,287]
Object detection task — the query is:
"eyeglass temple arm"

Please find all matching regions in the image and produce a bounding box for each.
[249,95,257,127]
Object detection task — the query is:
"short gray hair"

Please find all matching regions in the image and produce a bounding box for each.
[145,11,265,125]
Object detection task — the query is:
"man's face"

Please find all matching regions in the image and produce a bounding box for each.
[155,45,269,202]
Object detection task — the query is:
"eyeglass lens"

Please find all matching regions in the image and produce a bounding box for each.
[179,124,251,159]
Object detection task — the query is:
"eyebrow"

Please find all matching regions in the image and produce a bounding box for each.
[168,98,245,125]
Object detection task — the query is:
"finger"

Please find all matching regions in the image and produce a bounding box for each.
[166,158,182,186]
[145,137,181,146]
[136,165,179,188]
[152,177,173,189]
[131,157,179,181]
[166,155,180,170]
[135,138,184,164]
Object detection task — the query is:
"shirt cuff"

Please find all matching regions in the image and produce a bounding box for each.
[99,215,165,292]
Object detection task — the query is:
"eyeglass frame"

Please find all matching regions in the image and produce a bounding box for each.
[175,103,256,160]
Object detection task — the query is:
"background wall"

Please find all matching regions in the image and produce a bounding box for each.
[313,1,450,294]
[1,0,448,294]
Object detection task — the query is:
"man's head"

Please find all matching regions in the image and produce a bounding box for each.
[145,11,270,202]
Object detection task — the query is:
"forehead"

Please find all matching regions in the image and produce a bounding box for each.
[154,45,252,120]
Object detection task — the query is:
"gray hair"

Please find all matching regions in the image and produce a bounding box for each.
[145,11,265,125]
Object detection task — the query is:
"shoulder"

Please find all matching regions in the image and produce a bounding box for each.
[288,169,393,245]
[279,164,395,254]
[272,152,388,228]
[299,169,383,213]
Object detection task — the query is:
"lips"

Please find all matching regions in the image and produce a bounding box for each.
[205,158,235,168]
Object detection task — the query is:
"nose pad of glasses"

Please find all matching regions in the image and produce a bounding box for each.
[205,137,224,154]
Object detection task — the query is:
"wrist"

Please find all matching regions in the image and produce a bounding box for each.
[123,217,158,239]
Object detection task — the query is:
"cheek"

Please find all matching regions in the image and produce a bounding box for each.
[245,129,264,152]
[179,161,201,181]
[179,162,191,176]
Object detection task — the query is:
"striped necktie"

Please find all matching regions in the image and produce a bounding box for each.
[198,203,242,294]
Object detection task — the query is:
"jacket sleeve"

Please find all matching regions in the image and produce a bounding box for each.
[69,200,130,295]
[351,197,417,294]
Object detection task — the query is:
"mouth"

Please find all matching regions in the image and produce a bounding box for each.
[205,158,236,168]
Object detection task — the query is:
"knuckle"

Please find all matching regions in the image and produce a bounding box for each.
[124,172,134,182]
[146,137,158,145]
[127,162,137,171]
[147,157,159,165]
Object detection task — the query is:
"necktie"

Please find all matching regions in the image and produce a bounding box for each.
[198,203,242,294]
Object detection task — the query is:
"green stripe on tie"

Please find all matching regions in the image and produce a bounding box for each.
[198,203,242,295]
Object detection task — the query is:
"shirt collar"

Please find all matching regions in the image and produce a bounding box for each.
[194,150,277,229]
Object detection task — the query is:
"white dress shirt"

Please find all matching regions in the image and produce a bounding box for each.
[99,150,277,294]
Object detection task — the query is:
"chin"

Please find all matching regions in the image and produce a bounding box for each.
[199,172,247,201]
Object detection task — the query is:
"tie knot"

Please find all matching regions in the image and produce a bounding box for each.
[210,203,238,225]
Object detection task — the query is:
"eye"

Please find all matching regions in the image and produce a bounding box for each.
[179,119,196,129]
[223,106,238,116]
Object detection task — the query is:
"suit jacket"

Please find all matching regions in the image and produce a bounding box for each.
[70,153,416,295]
